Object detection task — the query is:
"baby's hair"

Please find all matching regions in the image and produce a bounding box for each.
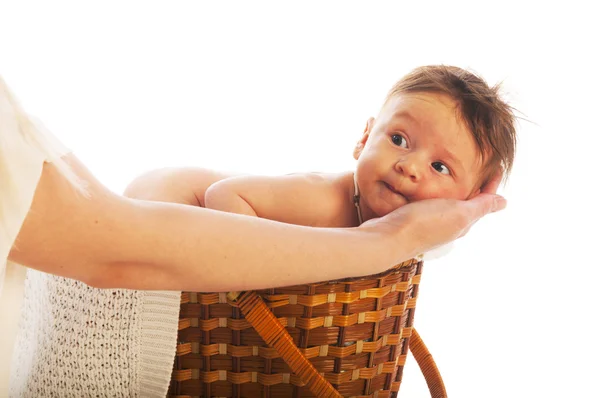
[385,65,517,184]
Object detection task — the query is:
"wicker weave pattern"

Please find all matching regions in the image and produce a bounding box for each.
[169,259,422,397]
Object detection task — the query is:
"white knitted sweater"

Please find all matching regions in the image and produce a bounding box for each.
[9,272,182,397]
[0,75,183,397]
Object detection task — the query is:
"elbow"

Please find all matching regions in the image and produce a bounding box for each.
[84,275,114,289]
[81,271,113,289]
[81,262,133,290]
[204,181,228,210]
[205,181,257,217]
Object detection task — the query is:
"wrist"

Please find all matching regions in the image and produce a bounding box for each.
[354,227,398,274]
[357,220,419,271]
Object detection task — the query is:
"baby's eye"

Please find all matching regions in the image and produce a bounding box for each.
[432,162,450,175]
[391,134,408,148]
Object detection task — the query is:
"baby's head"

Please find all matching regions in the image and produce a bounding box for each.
[353,65,516,218]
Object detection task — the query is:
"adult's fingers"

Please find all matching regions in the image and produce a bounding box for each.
[466,193,507,220]
[481,170,503,195]
[452,194,506,239]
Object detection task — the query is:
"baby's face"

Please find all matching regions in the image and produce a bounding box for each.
[353,92,484,218]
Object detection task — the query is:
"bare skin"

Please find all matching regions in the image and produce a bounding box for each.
[158,92,499,234]
[9,153,504,292]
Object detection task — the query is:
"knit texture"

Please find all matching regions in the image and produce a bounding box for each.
[9,270,181,397]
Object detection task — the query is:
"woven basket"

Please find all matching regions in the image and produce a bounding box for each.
[169,258,445,397]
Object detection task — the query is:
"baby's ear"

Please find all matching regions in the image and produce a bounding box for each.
[353,118,375,159]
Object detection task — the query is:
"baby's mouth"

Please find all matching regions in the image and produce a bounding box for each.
[383,181,404,196]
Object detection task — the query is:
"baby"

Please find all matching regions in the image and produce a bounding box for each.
[202,65,516,240]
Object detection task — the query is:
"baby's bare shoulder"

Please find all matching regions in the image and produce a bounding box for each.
[289,171,352,185]
[287,171,355,227]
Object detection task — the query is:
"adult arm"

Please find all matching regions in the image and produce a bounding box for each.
[8,156,505,292]
[126,166,506,285]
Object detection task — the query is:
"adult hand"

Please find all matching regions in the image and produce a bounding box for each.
[361,172,506,261]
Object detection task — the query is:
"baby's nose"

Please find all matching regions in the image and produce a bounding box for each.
[395,160,420,182]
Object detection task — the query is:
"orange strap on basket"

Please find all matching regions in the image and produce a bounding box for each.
[408,328,447,397]
[237,291,342,397]
[237,291,447,398]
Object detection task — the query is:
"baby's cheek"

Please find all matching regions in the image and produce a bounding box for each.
[416,185,467,201]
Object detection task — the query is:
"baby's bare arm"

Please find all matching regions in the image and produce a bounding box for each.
[204,173,346,226]
[124,167,237,206]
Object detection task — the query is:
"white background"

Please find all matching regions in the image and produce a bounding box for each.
[1,1,598,396]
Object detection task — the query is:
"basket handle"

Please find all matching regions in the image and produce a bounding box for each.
[236,291,447,398]
[408,328,447,397]
[237,291,342,397]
